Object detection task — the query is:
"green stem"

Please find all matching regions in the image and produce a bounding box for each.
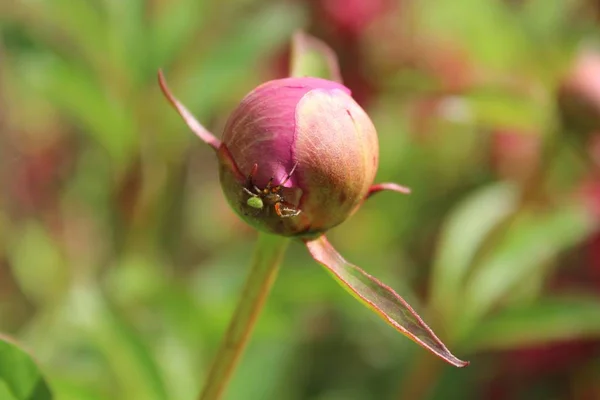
[199,232,290,400]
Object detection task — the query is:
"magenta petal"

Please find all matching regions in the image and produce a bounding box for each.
[221,77,350,188]
[158,69,221,150]
[304,235,469,368]
[366,183,411,199]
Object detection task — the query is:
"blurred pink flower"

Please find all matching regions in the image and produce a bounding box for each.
[559,50,600,136]
[320,0,391,37]
[490,129,541,181]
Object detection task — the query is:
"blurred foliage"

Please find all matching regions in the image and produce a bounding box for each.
[0,336,52,399]
[1,0,600,399]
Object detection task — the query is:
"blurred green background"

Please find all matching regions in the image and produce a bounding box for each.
[2,0,600,399]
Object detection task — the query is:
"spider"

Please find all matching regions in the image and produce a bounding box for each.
[243,162,302,218]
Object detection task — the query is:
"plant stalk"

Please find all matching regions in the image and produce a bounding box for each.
[199,232,290,400]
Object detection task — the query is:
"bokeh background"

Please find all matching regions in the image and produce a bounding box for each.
[2,0,600,399]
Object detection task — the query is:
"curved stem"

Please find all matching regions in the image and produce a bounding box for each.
[157,69,222,150]
[199,233,290,400]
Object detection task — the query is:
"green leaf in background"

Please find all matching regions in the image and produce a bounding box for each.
[227,339,296,400]
[459,202,595,334]
[464,89,551,132]
[151,0,207,71]
[415,0,529,72]
[8,221,67,306]
[0,383,18,400]
[290,31,342,83]
[430,183,519,320]
[7,0,109,71]
[104,0,147,86]
[63,286,169,400]
[46,378,105,400]
[181,3,306,114]
[0,336,52,400]
[305,236,469,368]
[462,297,600,351]
[19,55,137,162]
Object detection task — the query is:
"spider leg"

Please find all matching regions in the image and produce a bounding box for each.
[274,202,283,217]
[265,177,274,190]
[281,209,301,217]
[275,202,301,218]
[246,163,259,187]
[285,208,301,217]
[243,187,255,196]
[279,161,299,186]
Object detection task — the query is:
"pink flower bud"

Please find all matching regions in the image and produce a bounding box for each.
[218,77,379,237]
[558,50,600,136]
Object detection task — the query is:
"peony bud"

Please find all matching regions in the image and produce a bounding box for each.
[218,77,379,237]
[157,31,467,368]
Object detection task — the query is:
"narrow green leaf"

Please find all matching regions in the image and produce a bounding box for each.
[8,221,67,305]
[290,31,342,82]
[7,0,110,70]
[461,203,595,330]
[430,183,518,317]
[465,89,549,132]
[227,339,296,400]
[304,236,469,368]
[48,379,105,400]
[22,56,137,162]
[0,381,18,400]
[415,0,529,71]
[65,287,169,400]
[0,336,53,400]
[151,0,206,70]
[462,297,600,351]
[181,3,306,113]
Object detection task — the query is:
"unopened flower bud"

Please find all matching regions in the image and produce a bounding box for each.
[218,77,378,237]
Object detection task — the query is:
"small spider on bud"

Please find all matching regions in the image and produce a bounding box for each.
[243,162,302,218]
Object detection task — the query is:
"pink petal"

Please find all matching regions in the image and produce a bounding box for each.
[222,77,350,188]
